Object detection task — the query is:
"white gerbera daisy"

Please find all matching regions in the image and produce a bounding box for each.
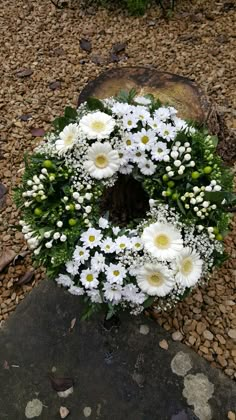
[73,246,90,264]
[151,141,170,161]
[100,238,116,253]
[55,123,80,155]
[80,269,99,289]
[142,222,183,260]
[80,228,102,249]
[133,128,156,151]
[79,111,115,140]
[103,282,122,303]
[137,263,174,296]
[174,247,203,287]
[106,263,127,285]
[84,142,120,179]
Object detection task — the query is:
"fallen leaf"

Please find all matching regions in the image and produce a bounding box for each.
[109,53,120,63]
[31,128,45,137]
[12,250,30,266]
[0,249,17,272]
[16,68,33,78]
[49,80,61,90]
[159,339,169,350]
[57,387,73,398]
[19,114,32,121]
[69,318,76,332]
[17,270,35,285]
[111,42,127,54]
[80,38,92,52]
[49,375,74,392]
[60,406,70,418]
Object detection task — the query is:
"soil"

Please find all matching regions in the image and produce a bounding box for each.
[0,0,235,378]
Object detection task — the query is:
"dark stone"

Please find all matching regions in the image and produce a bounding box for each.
[0,280,235,419]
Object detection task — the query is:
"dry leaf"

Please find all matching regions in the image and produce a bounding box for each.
[49,375,74,392]
[80,38,92,52]
[17,270,35,285]
[111,42,127,54]
[19,114,32,121]
[69,318,76,332]
[12,250,30,266]
[159,339,169,350]
[31,128,45,137]
[0,249,17,272]
[16,68,33,78]
[60,406,70,418]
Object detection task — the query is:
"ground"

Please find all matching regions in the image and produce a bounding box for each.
[0,0,235,382]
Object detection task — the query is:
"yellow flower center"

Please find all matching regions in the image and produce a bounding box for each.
[119,243,126,249]
[181,258,193,275]
[135,243,141,248]
[64,134,74,145]
[91,121,106,132]
[79,251,84,256]
[148,273,164,286]
[157,148,163,153]
[155,234,170,249]
[113,270,120,276]
[135,151,142,157]
[141,135,149,144]
[164,130,169,136]
[126,139,132,146]
[127,120,132,126]
[95,154,108,169]
[105,245,110,250]
[89,235,95,242]
[86,274,94,282]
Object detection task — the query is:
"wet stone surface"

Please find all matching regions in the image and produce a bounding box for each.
[0,280,235,419]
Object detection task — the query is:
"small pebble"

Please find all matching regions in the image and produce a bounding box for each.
[159,339,168,350]
[60,406,70,419]
[83,407,92,417]
[172,331,183,341]
[228,411,236,420]
[203,330,214,341]
[228,329,236,340]
[139,324,150,335]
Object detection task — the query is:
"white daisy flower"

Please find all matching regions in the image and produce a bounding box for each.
[106,263,127,285]
[133,128,155,151]
[134,96,152,106]
[91,252,106,272]
[133,106,150,123]
[159,123,177,142]
[111,102,132,117]
[80,228,102,249]
[56,274,73,288]
[79,111,115,140]
[119,163,133,174]
[68,285,85,296]
[122,284,146,304]
[123,133,136,149]
[148,117,161,131]
[55,123,80,155]
[174,247,203,287]
[142,222,183,260]
[154,107,171,122]
[73,246,90,264]
[115,235,130,252]
[87,289,102,303]
[172,116,188,131]
[100,238,116,253]
[138,159,156,176]
[66,260,79,276]
[131,237,143,251]
[112,226,121,236]
[103,282,122,303]
[84,142,120,179]
[151,141,170,161]
[123,113,138,131]
[137,263,174,296]
[80,269,99,289]
[98,217,109,229]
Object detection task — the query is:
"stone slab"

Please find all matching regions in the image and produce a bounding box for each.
[0,280,235,420]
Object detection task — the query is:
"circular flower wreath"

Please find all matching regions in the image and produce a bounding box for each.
[15,90,235,319]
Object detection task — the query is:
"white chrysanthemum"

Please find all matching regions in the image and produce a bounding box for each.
[84,142,120,179]
[80,269,99,289]
[131,237,143,251]
[134,96,151,106]
[133,128,156,151]
[137,263,174,296]
[98,217,109,229]
[55,123,80,155]
[115,235,131,253]
[87,289,102,303]
[68,285,85,296]
[133,106,150,123]
[158,123,177,142]
[142,222,183,260]
[106,263,127,285]
[103,282,122,303]
[80,228,102,249]
[154,107,171,122]
[66,260,79,276]
[122,284,146,304]
[100,238,116,253]
[79,111,115,140]
[111,102,132,116]
[91,252,106,272]
[73,246,90,264]
[56,274,73,288]
[123,113,138,130]
[138,159,156,176]
[151,141,170,161]
[174,247,203,287]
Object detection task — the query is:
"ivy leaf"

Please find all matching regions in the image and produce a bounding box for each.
[86,97,105,112]
[64,106,78,121]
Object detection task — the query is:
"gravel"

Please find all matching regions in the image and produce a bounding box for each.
[0,0,235,378]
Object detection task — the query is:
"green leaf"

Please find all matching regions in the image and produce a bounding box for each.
[210,135,218,147]
[86,97,105,111]
[53,116,69,131]
[204,191,236,207]
[143,296,155,308]
[64,106,78,120]
[177,199,186,215]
